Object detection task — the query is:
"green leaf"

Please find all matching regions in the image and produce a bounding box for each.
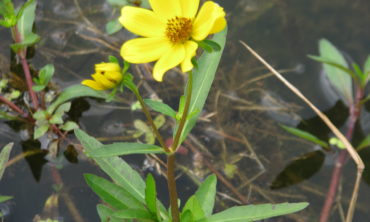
[10,32,40,52]
[47,84,109,114]
[39,64,55,85]
[108,55,120,64]
[32,85,45,92]
[34,123,49,139]
[0,195,13,203]
[0,143,13,180]
[202,40,222,51]
[85,174,145,210]
[144,99,177,118]
[280,124,329,148]
[179,27,227,143]
[75,129,146,203]
[112,209,154,221]
[181,210,194,222]
[97,204,119,222]
[106,19,122,35]
[87,142,165,157]
[316,39,353,105]
[197,202,309,222]
[357,135,370,151]
[195,174,217,217]
[145,173,158,217]
[49,113,63,124]
[16,0,39,45]
[154,115,165,129]
[183,196,205,221]
[364,55,370,76]
[60,121,79,131]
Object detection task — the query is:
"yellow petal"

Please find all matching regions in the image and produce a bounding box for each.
[181,41,198,72]
[153,44,185,82]
[81,80,105,90]
[95,63,121,73]
[92,73,116,89]
[105,71,122,83]
[179,0,199,18]
[121,37,171,63]
[149,0,181,21]
[209,17,227,34]
[192,1,226,41]
[119,6,165,37]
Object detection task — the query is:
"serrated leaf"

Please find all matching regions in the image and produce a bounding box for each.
[280,124,329,148]
[195,174,217,217]
[197,202,309,222]
[317,39,353,105]
[178,27,227,143]
[144,99,177,118]
[145,173,158,217]
[87,142,164,157]
[183,196,205,221]
[106,19,122,35]
[85,174,144,210]
[47,84,109,114]
[0,143,13,180]
[34,124,49,139]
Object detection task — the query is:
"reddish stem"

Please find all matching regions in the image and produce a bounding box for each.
[0,95,28,117]
[319,87,363,222]
[13,26,39,110]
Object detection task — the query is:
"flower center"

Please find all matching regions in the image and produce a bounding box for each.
[165,17,192,43]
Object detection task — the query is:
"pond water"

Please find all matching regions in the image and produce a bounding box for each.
[1,0,370,221]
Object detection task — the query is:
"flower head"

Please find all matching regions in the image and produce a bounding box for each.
[119,0,226,82]
[82,63,122,90]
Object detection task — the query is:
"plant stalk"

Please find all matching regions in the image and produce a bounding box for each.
[167,72,193,222]
[319,87,364,222]
[0,95,28,117]
[13,26,39,109]
[171,71,193,152]
[167,153,180,222]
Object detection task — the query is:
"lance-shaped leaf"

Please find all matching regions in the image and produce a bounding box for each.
[0,143,13,180]
[145,173,158,218]
[196,202,309,222]
[194,174,217,217]
[144,99,177,118]
[178,27,227,143]
[87,143,164,157]
[280,124,329,148]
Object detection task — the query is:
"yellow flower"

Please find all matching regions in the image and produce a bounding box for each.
[119,0,226,82]
[82,63,122,90]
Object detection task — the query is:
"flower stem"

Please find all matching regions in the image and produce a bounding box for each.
[167,72,193,222]
[167,153,180,222]
[171,71,193,152]
[126,80,168,152]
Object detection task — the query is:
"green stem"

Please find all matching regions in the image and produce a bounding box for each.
[167,72,193,222]
[126,80,168,152]
[167,154,180,222]
[171,71,193,152]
